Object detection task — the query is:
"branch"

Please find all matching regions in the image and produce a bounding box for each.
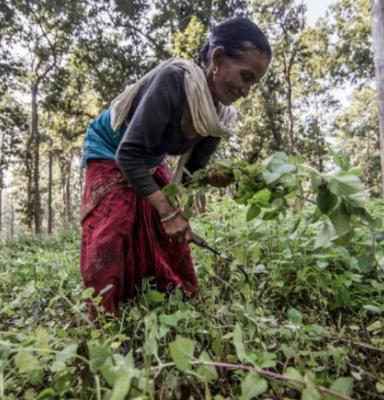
[153,360,353,400]
[28,5,59,85]
[190,360,354,400]
[107,13,169,59]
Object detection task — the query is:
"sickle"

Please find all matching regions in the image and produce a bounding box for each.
[191,233,249,282]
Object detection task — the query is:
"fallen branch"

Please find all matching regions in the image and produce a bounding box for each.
[190,360,354,400]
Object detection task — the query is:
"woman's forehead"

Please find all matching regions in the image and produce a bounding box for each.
[234,46,270,75]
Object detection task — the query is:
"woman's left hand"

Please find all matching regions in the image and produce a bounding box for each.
[206,169,234,188]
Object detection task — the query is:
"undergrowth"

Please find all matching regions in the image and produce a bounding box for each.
[0,199,383,399]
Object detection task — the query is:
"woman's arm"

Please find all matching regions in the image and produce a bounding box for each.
[146,190,196,243]
[116,65,184,197]
[115,66,197,243]
[184,136,221,175]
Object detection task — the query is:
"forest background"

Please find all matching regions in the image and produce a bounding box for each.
[0,0,382,238]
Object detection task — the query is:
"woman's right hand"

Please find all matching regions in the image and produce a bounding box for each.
[146,190,196,243]
[161,213,194,243]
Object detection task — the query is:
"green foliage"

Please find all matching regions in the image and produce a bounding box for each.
[1,191,383,398]
[0,0,383,396]
[169,336,195,371]
[328,0,373,83]
[172,16,206,61]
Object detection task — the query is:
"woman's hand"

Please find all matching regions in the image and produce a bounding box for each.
[146,190,196,243]
[206,169,234,188]
[161,213,194,243]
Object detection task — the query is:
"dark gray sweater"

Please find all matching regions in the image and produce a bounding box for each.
[115,65,220,196]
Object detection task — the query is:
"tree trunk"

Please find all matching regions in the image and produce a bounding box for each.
[31,81,42,234]
[79,161,84,210]
[0,132,3,234]
[65,156,72,221]
[314,94,324,172]
[372,0,384,196]
[25,134,34,230]
[0,184,2,235]
[60,159,65,218]
[261,85,283,151]
[10,199,14,239]
[286,74,295,153]
[48,149,53,234]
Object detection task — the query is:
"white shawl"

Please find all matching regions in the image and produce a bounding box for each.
[110,58,237,183]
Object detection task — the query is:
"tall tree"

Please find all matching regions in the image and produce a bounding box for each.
[235,0,312,159]
[328,0,373,84]
[372,0,384,196]
[334,89,380,192]
[0,94,26,234]
[6,0,85,233]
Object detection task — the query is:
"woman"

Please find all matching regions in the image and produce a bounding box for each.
[80,17,271,315]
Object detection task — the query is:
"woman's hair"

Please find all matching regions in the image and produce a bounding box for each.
[199,17,272,66]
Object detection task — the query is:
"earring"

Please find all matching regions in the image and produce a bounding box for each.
[213,66,218,75]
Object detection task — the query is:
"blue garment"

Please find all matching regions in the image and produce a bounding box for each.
[81,109,164,169]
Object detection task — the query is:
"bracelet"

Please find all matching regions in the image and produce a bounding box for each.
[160,208,180,223]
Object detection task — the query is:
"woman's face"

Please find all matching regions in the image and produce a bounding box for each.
[207,43,270,105]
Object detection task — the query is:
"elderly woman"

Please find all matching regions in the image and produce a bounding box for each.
[80,17,271,315]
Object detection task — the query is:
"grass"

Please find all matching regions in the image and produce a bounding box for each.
[0,198,383,399]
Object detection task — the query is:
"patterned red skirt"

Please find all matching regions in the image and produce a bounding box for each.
[80,160,198,314]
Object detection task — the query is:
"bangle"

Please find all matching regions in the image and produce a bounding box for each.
[160,208,180,223]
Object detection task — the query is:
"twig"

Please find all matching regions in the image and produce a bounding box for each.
[152,360,354,400]
[58,292,95,328]
[190,360,354,400]
[95,375,101,400]
[333,336,384,354]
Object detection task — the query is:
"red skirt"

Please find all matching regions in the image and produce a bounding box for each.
[80,160,198,314]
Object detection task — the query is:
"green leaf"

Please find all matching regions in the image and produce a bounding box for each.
[196,351,218,382]
[367,320,382,332]
[88,343,111,373]
[146,289,165,304]
[162,184,178,197]
[376,381,384,393]
[354,208,381,228]
[15,350,41,373]
[302,384,321,400]
[53,371,71,393]
[317,187,338,214]
[246,204,261,221]
[0,343,11,362]
[310,173,323,193]
[326,377,354,399]
[159,313,179,327]
[262,152,296,184]
[51,343,78,372]
[35,327,50,351]
[284,367,303,390]
[100,353,134,386]
[240,373,268,400]
[346,190,370,208]
[363,304,382,314]
[262,208,280,221]
[251,188,271,207]
[217,159,232,168]
[81,287,94,300]
[329,204,352,236]
[169,336,194,371]
[110,371,134,400]
[314,222,335,249]
[326,173,365,196]
[288,307,303,325]
[233,324,247,362]
[37,388,55,400]
[333,230,354,247]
